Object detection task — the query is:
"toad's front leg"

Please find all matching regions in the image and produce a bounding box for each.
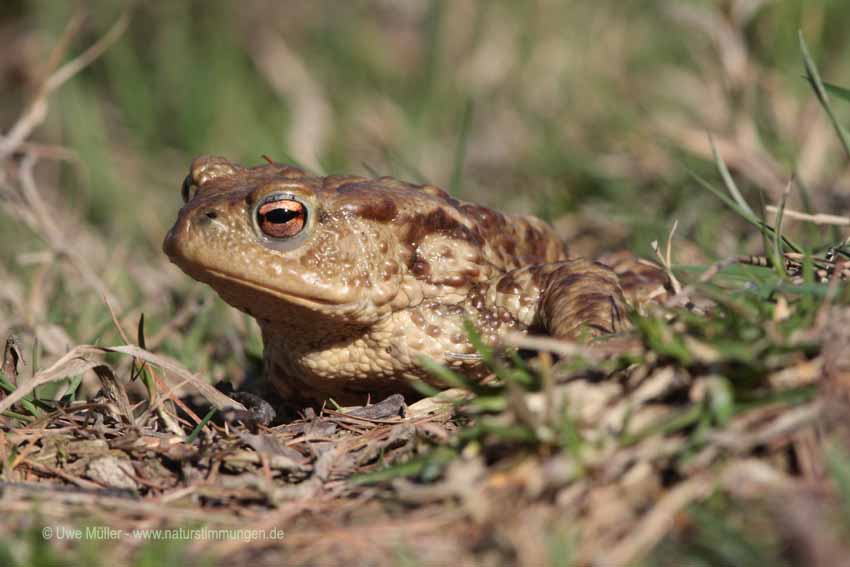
[463,258,630,340]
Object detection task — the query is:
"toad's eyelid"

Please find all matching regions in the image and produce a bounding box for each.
[254,193,310,221]
[259,192,299,205]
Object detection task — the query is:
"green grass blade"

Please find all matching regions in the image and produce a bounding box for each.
[822,79,850,103]
[417,355,484,393]
[772,181,791,278]
[449,98,474,196]
[689,170,802,253]
[799,31,850,161]
[185,408,217,443]
[709,134,755,217]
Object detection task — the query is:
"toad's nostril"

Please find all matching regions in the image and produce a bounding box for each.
[195,208,220,226]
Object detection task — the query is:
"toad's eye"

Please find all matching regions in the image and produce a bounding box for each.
[181,175,196,203]
[257,198,307,239]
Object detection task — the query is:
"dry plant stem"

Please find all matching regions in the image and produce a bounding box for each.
[765,205,850,226]
[815,260,849,328]
[2,335,23,385]
[0,344,244,417]
[594,473,714,566]
[92,365,135,425]
[142,370,186,436]
[23,459,103,490]
[9,435,43,471]
[9,142,78,163]
[0,483,241,523]
[697,256,743,283]
[0,345,106,415]
[17,155,121,309]
[707,401,822,452]
[100,273,206,433]
[143,371,205,428]
[0,11,130,159]
[38,7,85,83]
[99,291,187,433]
[102,293,132,345]
[652,219,683,295]
[106,345,245,412]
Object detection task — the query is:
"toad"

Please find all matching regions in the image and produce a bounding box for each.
[164,156,663,405]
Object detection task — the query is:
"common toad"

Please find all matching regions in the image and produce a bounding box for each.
[163,156,662,404]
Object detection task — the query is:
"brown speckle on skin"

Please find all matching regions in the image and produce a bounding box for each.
[383,260,399,274]
[530,266,548,289]
[340,195,398,223]
[410,311,425,328]
[523,224,551,260]
[496,275,519,294]
[427,325,441,338]
[419,184,460,207]
[469,290,485,311]
[323,176,367,192]
[441,274,469,287]
[403,207,484,254]
[459,203,499,226]
[411,259,431,277]
[520,294,536,306]
[300,251,319,268]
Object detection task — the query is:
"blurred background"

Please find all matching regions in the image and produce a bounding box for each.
[1,0,849,382]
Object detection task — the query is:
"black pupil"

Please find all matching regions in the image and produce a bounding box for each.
[264,208,300,224]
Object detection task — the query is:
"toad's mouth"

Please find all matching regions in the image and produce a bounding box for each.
[211,268,338,304]
[176,261,352,314]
